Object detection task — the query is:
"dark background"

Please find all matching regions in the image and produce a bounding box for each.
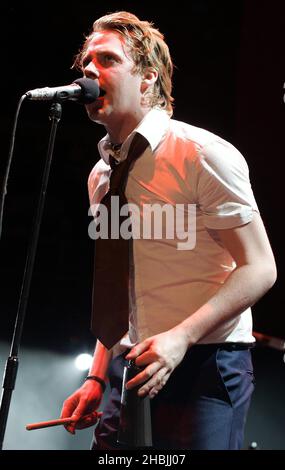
[0,0,284,354]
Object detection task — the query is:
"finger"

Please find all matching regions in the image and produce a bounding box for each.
[65,414,82,435]
[60,392,82,419]
[62,410,77,433]
[125,339,151,360]
[126,361,161,389]
[65,423,76,435]
[70,398,90,422]
[149,388,159,399]
[66,410,103,433]
[133,350,159,367]
[75,411,103,430]
[60,402,76,420]
[63,400,88,434]
[138,367,170,398]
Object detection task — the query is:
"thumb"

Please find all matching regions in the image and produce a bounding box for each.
[64,403,86,435]
[126,338,151,360]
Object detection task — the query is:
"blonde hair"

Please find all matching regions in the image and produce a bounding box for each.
[74,11,174,116]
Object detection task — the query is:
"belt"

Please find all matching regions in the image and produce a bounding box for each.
[194,342,255,351]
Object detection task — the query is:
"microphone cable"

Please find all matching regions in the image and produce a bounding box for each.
[0,94,27,240]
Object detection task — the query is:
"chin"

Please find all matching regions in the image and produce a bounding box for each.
[85,105,102,121]
[88,104,114,125]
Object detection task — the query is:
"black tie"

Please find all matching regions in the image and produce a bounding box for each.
[91,133,149,349]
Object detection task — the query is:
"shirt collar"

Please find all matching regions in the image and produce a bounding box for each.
[97,108,170,165]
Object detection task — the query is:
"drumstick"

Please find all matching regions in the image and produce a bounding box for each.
[26,417,74,430]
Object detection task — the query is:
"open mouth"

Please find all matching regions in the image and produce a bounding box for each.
[87,89,105,110]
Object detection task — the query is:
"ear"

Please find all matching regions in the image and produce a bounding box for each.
[140,68,158,93]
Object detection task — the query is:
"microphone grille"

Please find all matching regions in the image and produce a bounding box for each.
[74,77,99,104]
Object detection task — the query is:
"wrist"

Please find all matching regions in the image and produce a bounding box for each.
[84,375,106,392]
[173,322,196,348]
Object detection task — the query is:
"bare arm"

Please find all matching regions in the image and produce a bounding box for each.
[126,212,277,397]
[88,339,113,380]
[178,211,277,344]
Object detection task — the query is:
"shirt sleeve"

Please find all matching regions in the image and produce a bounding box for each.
[87,159,110,215]
[195,138,259,229]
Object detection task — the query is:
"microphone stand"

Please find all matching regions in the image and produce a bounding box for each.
[0,101,62,450]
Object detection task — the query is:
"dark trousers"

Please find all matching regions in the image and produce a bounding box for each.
[91,343,255,450]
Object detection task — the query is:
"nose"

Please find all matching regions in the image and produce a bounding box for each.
[83,60,100,80]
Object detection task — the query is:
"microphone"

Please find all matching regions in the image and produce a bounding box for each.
[25,77,100,104]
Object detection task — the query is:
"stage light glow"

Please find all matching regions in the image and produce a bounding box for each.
[74,353,93,371]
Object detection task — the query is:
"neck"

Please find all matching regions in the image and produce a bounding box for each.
[106,107,151,144]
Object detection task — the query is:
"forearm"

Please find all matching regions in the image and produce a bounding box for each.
[88,340,113,381]
[177,262,276,346]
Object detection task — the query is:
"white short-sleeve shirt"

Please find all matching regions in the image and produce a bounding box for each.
[88,109,258,353]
